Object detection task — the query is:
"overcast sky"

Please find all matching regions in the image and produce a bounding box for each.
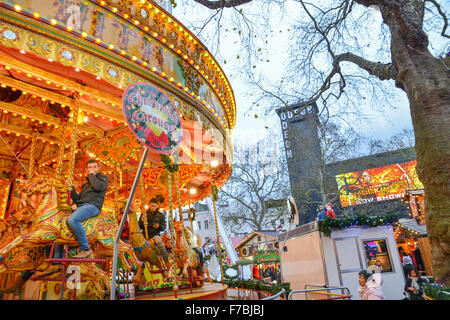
[169,1,448,152]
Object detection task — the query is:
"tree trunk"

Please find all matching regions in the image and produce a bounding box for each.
[381,1,450,285]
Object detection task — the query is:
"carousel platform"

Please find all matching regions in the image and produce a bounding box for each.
[134,282,228,300]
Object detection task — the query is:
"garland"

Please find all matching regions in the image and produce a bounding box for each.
[221,279,291,296]
[320,212,399,237]
[424,282,450,300]
[160,154,179,173]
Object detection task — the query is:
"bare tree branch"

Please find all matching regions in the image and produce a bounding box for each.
[193,0,254,9]
[425,0,450,38]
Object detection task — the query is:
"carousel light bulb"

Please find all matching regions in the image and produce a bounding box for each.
[190,188,197,195]
[14,5,22,11]
[211,160,219,167]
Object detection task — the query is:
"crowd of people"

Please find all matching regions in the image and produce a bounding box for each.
[357,255,426,300]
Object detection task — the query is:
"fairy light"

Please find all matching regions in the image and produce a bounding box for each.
[23,2,236,129]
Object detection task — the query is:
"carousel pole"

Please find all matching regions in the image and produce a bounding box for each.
[167,171,179,294]
[67,93,80,188]
[175,173,190,254]
[187,189,193,230]
[28,131,38,180]
[114,170,120,222]
[139,177,149,239]
[175,173,184,222]
[210,164,225,286]
[55,123,68,179]
[111,148,149,300]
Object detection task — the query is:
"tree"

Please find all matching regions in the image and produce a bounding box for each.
[186,0,450,286]
[218,134,290,234]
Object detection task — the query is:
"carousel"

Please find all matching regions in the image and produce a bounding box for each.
[0,0,235,300]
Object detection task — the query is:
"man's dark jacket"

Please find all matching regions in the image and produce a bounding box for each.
[138,209,166,238]
[71,173,109,210]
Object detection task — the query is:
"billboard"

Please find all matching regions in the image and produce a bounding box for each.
[336,160,423,207]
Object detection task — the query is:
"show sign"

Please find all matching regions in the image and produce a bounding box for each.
[336,160,423,207]
[122,82,182,154]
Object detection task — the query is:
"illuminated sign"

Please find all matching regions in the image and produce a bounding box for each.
[336,160,423,207]
[122,82,182,154]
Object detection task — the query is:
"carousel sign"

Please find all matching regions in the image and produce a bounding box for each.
[122,82,183,154]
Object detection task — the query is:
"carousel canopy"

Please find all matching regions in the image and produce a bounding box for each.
[0,0,236,216]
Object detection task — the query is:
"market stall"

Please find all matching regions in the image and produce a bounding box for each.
[393,189,432,277]
[279,214,406,300]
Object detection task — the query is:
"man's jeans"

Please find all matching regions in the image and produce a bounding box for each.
[66,203,100,251]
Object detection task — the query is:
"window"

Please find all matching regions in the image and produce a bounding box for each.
[362,239,393,273]
[197,221,201,230]
[242,247,248,256]
[257,236,261,242]
[204,220,209,230]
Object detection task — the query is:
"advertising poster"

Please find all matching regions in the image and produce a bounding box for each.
[336,160,423,207]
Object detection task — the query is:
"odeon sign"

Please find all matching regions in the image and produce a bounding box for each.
[122,82,182,154]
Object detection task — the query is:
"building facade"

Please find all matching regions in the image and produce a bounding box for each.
[277,102,418,224]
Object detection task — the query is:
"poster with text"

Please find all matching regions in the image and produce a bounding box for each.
[336,160,423,207]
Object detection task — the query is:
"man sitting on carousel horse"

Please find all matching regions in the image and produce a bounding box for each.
[66,159,109,259]
[138,198,170,266]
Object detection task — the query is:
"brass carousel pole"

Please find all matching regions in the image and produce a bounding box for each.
[114,170,120,222]
[175,173,191,255]
[187,189,193,230]
[139,177,149,239]
[55,123,68,180]
[167,171,179,294]
[175,173,184,222]
[28,131,38,180]
[210,165,224,286]
[67,93,80,188]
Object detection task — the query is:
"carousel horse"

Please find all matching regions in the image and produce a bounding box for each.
[0,207,53,294]
[0,175,142,285]
[0,207,108,297]
[169,221,204,286]
[127,207,175,286]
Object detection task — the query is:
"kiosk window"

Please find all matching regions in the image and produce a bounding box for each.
[363,239,393,273]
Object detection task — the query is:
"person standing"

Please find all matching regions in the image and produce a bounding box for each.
[138,198,170,265]
[67,159,109,259]
[358,270,385,300]
[405,268,425,300]
[402,255,414,280]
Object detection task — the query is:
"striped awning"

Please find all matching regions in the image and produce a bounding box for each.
[396,218,427,237]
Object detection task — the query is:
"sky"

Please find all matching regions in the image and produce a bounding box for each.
[167,0,448,155]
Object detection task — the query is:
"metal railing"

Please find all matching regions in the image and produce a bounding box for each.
[288,286,352,300]
[261,288,286,300]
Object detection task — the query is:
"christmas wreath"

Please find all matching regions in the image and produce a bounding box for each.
[223,264,239,281]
